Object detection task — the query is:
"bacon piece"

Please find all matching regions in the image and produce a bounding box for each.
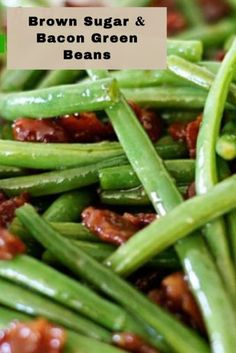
[185,182,196,199]
[113,333,160,353]
[0,228,26,260]
[168,122,187,141]
[149,272,204,332]
[129,102,162,142]
[0,318,66,353]
[123,213,157,228]
[215,50,226,61]
[150,0,187,34]
[168,116,202,158]
[167,11,187,35]
[82,207,156,246]
[0,192,7,204]
[0,192,29,227]
[197,0,230,22]
[13,118,69,143]
[185,116,202,158]
[58,113,115,142]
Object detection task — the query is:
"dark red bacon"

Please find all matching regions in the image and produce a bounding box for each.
[13,118,69,143]
[0,192,29,227]
[82,207,156,246]
[0,228,26,260]
[149,272,204,332]
[0,318,66,353]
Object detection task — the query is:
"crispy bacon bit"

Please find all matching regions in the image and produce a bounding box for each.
[167,11,187,35]
[113,333,160,353]
[82,207,156,246]
[149,272,204,332]
[13,118,69,143]
[150,0,187,35]
[0,192,29,227]
[0,318,66,353]
[185,182,196,199]
[129,102,162,142]
[215,50,226,61]
[0,228,26,260]
[185,116,202,158]
[168,122,187,141]
[58,112,114,142]
[168,116,202,158]
[123,213,157,228]
[197,0,230,22]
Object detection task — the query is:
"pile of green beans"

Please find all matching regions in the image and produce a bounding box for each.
[0,2,236,353]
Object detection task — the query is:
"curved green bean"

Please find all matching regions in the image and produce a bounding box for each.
[0,78,119,120]
[37,70,84,89]
[195,39,236,300]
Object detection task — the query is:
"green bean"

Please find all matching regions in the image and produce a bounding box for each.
[0,255,146,336]
[167,40,203,62]
[0,156,128,196]
[177,18,236,47]
[43,189,93,222]
[100,186,187,206]
[196,39,236,300]
[43,246,180,270]
[111,69,191,88]
[161,111,200,123]
[17,204,210,353]
[0,278,111,341]
[0,78,119,120]
[226,0,236,10]
[200,61,236,82]
[175,0,205,27]
[43,241,115,265]
[0,307,29,329]
[122,86,235,110]
[0,308,126,353]
[37,70,84,88]
[99,160,195,190]
[0,138,186,169]
[0,165,26,178]
[216,134,236,160]
[10,218,99,242]
[167,55,236,105]
[0,69,46,92]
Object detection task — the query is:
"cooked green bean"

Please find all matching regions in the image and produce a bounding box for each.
[200,61,236,82]
[111,69,191,88]
[10,218,99,242]
[167,55,236,105]
[0,78,119,120]
[195,39,236,300]
[0,165,26,178]
[43,189,93,222]
[216,134,236,160]
[0,156,128,196]
[0,278,111,341]
[0,138,186,169]
[0,255,147,337]
[17,204,210,353]
[100,186,188,206]
[37,70,84,89]
[99,160,195,190]
[177,18,236,47]
[0,307,126,353]
[122,86,235,110]
[0,69,46,92]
